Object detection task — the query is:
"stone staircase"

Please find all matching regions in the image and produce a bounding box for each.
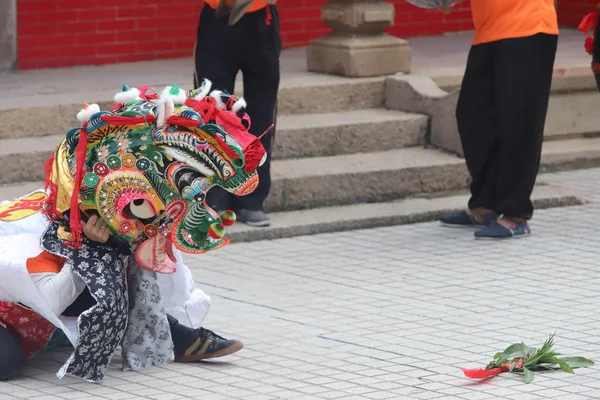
[0,54,597,242]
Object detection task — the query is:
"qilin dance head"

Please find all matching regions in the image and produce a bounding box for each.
[42,80,267,273]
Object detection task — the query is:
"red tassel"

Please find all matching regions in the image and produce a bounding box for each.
[67,126,88,248]
[166,115,202,127]
[214,133,242,161]
[184,98,202,109]
[101,115,156,125]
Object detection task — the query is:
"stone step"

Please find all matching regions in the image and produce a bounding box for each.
[273,109,427,160]
[3,138,600,212]
[228,183,583,242]
[0,75,385,140]
[263,137,600,212]
[0,181,582,243]
[0,108,428,185]
[266,147,468,212]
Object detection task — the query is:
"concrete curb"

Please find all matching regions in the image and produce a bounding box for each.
[0,181,586,244]
[227,185,584,243]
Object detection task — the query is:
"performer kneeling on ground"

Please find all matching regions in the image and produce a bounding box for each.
[0,212,242,381]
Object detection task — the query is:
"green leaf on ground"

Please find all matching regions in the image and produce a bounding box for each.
[523,367,535,384]
[552,358,574,373]
[559,357,595,369]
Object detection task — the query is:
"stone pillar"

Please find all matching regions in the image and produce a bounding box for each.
[0,0,17,71]
[307,0,411,77]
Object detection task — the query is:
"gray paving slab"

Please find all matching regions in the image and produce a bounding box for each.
[2,167,600,399]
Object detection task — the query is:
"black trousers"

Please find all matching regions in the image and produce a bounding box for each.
[193,5,281,211]
[0,323,25,380]
[456,33,557,220]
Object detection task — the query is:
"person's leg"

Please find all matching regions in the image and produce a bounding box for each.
[193,6,239,92]
[0,321,25,380]
[232,5,281,226]
[440,42,499,227]
[494,34,557,224]
[474,34,557,239]
[193,5,242,212]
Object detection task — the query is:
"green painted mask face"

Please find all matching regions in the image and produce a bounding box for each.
[57,82,266,273]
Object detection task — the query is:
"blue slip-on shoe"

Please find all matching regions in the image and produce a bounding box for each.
[474,221,531,240]
[440,210,497,228]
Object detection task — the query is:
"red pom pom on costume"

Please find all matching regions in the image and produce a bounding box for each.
[220,210,236,226]
[208,223,225,239]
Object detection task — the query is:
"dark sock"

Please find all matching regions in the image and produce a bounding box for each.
[167,314,198,353]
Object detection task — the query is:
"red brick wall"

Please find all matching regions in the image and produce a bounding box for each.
[280,0,474,48]
[16,0,593,70]
[557,0,598,26]
[279,0,329,48]
[17,0,203,70]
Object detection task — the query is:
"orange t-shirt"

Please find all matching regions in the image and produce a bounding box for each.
[471,0,559,45]
[204,0,268,13]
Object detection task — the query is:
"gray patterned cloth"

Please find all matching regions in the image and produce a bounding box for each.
[122,261,174,371]
[41,216,172,382]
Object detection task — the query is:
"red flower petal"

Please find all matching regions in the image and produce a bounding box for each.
[462,367,503,379]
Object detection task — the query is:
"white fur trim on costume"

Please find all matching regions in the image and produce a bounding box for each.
[114,88,141,104]
[156,100,166,127]
[156,97,176,128]
[165,98,175,121]
[161,85,187,105]
[193,79,212,100]
[76,103,100,122]
[232,97,247,114]
[209,90,227,110]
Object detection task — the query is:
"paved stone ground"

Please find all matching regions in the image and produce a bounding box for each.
[2,168,600,400]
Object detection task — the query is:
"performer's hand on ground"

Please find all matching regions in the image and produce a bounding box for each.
[83,215,110,243]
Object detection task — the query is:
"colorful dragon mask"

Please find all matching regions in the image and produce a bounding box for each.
[42,80,267,273]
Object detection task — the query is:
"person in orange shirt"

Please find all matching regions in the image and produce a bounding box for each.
[440,0,559,239]
[193,0,280,227]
